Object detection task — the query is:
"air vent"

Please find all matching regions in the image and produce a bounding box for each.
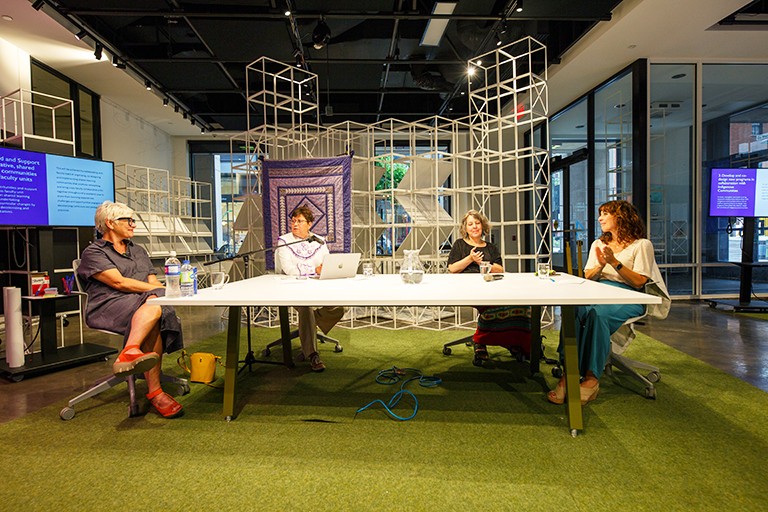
[651,101,682,109]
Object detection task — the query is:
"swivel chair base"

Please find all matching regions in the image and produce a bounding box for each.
[605,352,660,399]
[261,328,342,358]
[60,372,190,420]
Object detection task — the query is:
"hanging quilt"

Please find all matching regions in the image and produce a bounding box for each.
[261,155,352,270]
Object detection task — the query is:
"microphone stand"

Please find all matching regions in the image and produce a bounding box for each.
[203,237,319,373]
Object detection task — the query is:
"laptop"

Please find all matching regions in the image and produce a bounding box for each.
[314,253,361,280]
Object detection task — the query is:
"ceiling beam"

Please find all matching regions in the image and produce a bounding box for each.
[131,57,471,65]
[62,9,610,22]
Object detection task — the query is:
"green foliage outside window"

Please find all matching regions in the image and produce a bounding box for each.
[374,156,408,190]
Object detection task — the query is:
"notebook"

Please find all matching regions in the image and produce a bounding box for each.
[314,253,361,280]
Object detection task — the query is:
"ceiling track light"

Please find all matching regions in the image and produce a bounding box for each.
[31,0,45,11]
[163,97,169,107]
[182,111,188,119]
[111,55,126,69]
[312,18,331,50]
[495,32,502,46]
[94,43,103,61]
[515,0,523,13]
[75,29,87,40]
[144,80,152,91]
[173,104,179,113]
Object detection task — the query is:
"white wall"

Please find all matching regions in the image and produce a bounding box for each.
[100,99,173,171]
[0,37,31,96]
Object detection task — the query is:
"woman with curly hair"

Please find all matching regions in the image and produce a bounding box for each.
[547,200,660,406]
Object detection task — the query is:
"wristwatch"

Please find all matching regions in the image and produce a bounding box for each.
[614,262,623,271]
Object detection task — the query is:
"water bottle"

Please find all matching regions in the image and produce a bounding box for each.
[192,267,198,294]
[180,259,194,297]
[164,251,181,298]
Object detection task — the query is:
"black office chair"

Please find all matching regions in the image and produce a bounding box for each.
[261,324,343,358]
[262,254,343,359]
[442,306,536,367]
[60,259,189,420]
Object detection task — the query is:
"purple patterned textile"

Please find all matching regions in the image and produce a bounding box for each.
[262,156,352,270]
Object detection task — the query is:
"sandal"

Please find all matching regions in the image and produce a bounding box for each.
[580,382,600,405]
[473,344,489,361]
[113,348,160,377]
[547,379,566,405]
[146,388,184,418]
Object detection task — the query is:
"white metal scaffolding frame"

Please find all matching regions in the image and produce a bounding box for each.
[230,37,553,331]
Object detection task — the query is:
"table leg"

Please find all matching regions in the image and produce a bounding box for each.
[529,305,541,375]
[223,305,242,421]
[38,299,58,359]
[560,305,583,435]
[278,306,294,368]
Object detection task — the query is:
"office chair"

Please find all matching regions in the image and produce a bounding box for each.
[60,259,189,420]
[261,327,342,358]
[442,306,536,368]
[605,277,670,399]
[261,250,342,359]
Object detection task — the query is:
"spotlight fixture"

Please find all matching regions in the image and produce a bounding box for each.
[495,32,502,46]
[144,80,152,91]
[75,29,87,40]
[173,104,179,113]
[467,66,476,76]
[31,0,45,11]
[190,118,196,126]
[182,111,188,119]
[111,55,125,69]
[499,19,507,34]
[200,127,205,134]
[284,9,291,16]
[312,18,331,50]
[515,0,523,12]
[162,97,169,107]
[94,43,103,61]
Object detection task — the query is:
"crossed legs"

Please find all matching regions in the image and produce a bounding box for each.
[113,298,182,417]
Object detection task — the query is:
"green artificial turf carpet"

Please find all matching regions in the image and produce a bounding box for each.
[1,327,767,511]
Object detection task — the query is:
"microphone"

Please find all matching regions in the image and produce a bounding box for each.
[307,234,325,245]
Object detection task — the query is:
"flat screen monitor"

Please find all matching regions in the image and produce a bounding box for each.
[709,167,768,218]
[0,146,114,227]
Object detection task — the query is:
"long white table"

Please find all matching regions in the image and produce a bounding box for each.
[150,272,660,435]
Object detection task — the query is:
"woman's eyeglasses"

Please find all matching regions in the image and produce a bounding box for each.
[116,217,137,226]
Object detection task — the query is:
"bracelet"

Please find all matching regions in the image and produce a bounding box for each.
[614,262,623,271]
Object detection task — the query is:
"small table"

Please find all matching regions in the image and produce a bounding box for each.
[0,294,117,382]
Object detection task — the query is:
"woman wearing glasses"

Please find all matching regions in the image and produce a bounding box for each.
[275,204,344,371]
[77,201,184,418]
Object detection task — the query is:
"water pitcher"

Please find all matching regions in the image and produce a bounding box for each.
[400,249,425,284]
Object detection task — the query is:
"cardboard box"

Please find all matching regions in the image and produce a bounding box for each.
[31,272,50,296]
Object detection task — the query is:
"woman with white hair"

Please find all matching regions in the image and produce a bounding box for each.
[77,201,184,418]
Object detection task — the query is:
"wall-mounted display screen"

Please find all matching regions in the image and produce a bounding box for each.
[709,168,768,218]
[0,146,114,227]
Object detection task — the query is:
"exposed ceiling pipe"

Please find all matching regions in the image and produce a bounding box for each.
[435,0,518,119]
[376,0,405,121]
